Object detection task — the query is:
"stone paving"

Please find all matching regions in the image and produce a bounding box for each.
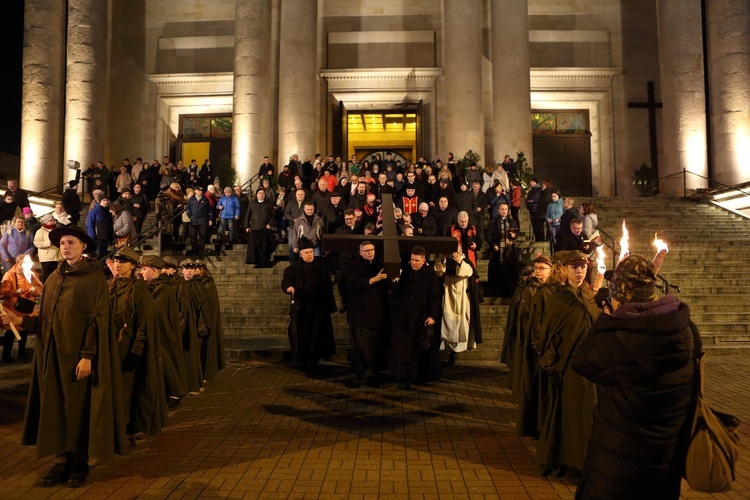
[0,356,748,499]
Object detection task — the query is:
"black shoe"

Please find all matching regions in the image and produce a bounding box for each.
[168,397,181,410]
[346,378,365,388]
[40,463,70,487]
[67,465,89,488]
[447,352,457,367]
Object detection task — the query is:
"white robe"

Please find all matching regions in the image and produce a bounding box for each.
[440,260,474,353]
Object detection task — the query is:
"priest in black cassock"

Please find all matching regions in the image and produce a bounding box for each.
[391,245,442,390]
[344,240,391,387]
[281,238,337,369]
[245,188,276,267]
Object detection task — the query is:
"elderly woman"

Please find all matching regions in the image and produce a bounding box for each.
[110,201,135,248]
[34,214,63,282]
[115,166,133,195]
[0,253,43,363]
[0,216,35,274]
[52,201,72,227]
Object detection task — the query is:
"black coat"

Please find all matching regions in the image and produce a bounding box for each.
[245,199,274,230]
[281,257,337,363]
[431,208,457,237]
[572,295,700,500]
[413,213,437,236]
[345,256,390,329]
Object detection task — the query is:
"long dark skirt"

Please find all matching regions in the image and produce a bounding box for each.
[349,325,388,376]
[245,229,276,265]
[289,302,336,367]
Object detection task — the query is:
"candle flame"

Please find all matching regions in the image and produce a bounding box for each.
[653,233,669,254]
[618,221,630,263]
[22,255,34,284]
[596,245,606,275]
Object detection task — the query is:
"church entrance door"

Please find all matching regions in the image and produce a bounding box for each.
[531,110,592,196]
[178,114,233,184]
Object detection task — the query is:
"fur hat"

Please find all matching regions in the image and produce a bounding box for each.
[611,254,657,304]
[49,225,97,254]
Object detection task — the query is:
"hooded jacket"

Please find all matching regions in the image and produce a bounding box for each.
[571,295,701,499]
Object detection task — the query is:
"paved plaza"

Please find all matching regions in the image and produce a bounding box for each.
[0,356,748,499]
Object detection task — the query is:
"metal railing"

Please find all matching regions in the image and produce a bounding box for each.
[658,168,750,199]
[100,205,184,261]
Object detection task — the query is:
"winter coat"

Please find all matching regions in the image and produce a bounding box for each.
[217,194,241,219]
[34,227,63,263]
[86,202,113,240]
[546,199,563,226]
[290,214,324,251]
[185,195,214,226]
[582,213,598,239]
[536,283,600,471]
[0,227,35,262]
[146,273,187,398]
[0,264,43,318]
[21,257,127,460]
[113,210,136,238]
[571,295,700,500]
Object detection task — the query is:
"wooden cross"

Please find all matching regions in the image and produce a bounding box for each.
[627,81,663,179]
[322,193,458,278]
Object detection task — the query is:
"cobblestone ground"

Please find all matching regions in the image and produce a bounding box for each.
[0,357,747,499]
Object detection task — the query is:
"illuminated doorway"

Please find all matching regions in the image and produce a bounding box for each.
[178,114,234,184]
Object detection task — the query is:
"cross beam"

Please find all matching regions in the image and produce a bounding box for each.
[322,193,458,278]
[627,81,663,179]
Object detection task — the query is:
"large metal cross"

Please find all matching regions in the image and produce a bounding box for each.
[322,193,459,278]
[627,81,663,179]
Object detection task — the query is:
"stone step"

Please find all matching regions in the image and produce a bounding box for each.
[218,304,510,315]
[691,313,750,323]
[701,333,750,345]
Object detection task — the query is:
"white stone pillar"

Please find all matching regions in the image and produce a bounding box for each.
[657,0,708,192]
[277,0,318,167]
[233,0,272,184]
[443,0,485,164]
[706,0,750,185]
[20,0,66,192]
[491,0,532,169]
[63,0,109,182]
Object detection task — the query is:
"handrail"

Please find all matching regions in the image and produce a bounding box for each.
[657,168,750,199]
[240,172,262,195]
[100,205,184,261]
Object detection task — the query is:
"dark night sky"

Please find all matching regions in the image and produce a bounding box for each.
[0,2,24,156]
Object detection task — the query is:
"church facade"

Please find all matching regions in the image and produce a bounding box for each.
[20,0,750,197]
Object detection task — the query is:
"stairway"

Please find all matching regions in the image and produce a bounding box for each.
[581,196,750,356]
[209,246,509,362]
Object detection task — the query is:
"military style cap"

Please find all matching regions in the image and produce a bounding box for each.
[534,254,553,267]
[552,250,570,265]
[563,250,589,265]
[139,254,165,269]
[194,259,207,268]
[163,256,179,269]
[113,246,140,265]
[180,258,196,268]
[611,254,657,304]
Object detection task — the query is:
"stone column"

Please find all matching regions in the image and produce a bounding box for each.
[443,0,485,164]
[20,0,66,192]
[277,0,318,167]
[657,0,708,192]
[233,0,272,184]
[63,0,109,182]
[491,0,532,169]
[706,0,750,185]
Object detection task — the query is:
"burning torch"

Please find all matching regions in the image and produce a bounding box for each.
[652,233,669,274]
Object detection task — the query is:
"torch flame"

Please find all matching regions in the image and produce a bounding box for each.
[653,233,669,254]
[22,255,34,284]
[596,246,607,275]
[618,221,630,263]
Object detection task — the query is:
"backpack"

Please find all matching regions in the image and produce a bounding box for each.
[684,352,741,492]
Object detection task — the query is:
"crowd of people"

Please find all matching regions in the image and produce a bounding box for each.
[0,222,225,488]
[0,148,707,497]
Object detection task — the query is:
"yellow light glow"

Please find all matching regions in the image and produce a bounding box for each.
[735,128,750,177]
